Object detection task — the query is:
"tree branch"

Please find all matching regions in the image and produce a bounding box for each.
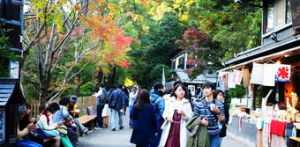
[53,15,79,54]
[24,24,45,52]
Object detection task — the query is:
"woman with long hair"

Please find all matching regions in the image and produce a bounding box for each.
[36,104,61,147]
[159,83,193,147]
[130,89,157,147]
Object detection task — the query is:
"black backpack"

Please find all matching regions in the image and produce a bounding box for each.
[98,89,108,106]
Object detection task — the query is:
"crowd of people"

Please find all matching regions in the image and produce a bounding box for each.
[16,96,88,147]
[16,81,229,147]
[128,82,230,147]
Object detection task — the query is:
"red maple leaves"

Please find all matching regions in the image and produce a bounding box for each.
[113,31,133,50]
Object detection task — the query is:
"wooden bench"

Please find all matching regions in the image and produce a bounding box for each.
[78,106,97,130]
[289,137,300,147]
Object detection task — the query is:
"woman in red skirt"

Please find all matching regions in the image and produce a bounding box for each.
[159,83,193,147]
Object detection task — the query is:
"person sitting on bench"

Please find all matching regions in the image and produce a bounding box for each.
[16,104,42,147]
[68,96,88,135]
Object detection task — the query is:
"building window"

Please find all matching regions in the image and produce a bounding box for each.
[10,61,19,79]
[171,60,176,70]
[286,0,292,23]
[264,0,292,33]
[266,3,275,32]
[178,56,185,70]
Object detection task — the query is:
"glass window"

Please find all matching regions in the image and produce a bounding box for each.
[10,61,19,79]
[286,0,292,23]
[267,4,275,32]
[178,56,185,69]
[171,60,176,70]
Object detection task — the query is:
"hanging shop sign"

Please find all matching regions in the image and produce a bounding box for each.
[250,63,290,86]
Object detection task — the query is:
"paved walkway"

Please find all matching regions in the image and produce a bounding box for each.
[79,127,251,147]
[78,110,250,147]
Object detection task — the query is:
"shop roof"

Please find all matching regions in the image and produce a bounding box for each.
[0,82,15,105]
[225,36,300,66]
[0,79,25,106]
[193,73,217,84]
[175,70,190,82]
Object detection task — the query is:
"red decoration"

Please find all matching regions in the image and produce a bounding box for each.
[277,67,289,79]
[276,65,291,82]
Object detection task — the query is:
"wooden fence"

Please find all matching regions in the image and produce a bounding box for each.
[30,96,97,117]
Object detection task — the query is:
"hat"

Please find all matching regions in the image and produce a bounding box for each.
[70,95,77,102]
[18,105,27,114]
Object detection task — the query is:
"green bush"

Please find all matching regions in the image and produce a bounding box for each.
[228,85,246,98]
[80,81,95,96]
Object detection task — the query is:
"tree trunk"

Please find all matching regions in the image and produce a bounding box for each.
[111,66,117,86]
[39,83,49,106]
[75,75,81,97]
[96,66,103,89]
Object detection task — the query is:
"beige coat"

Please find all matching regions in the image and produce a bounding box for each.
[159,97,193,147]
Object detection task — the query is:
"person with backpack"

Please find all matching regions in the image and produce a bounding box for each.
[109,85,127,131]
[192,83,225,147]
[150,83,165,147]
[96,84,108,128]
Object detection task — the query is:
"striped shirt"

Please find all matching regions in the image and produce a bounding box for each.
[193,98,225,135]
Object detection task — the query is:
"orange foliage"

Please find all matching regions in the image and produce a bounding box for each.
[81,3,133,69]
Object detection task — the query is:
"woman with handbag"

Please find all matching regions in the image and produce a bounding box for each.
[159,83,193,147]
[130,89,157,147]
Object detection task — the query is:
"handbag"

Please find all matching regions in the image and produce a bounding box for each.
[102,104,110,117]
[57,125,68,135]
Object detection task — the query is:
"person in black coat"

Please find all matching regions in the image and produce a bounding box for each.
[216,90,230,140]
[130,89,157,147]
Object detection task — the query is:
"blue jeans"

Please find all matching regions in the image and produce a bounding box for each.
[118,111,124,128]
[16,140,42,147]
[209,134,221,147]
[110,109,120,129]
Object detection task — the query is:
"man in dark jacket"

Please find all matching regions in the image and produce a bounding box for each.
[109,85,127,131]
[150,83,165,147]
[96,84,108,128]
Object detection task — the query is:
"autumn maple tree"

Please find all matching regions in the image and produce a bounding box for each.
[22,0,133,104]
